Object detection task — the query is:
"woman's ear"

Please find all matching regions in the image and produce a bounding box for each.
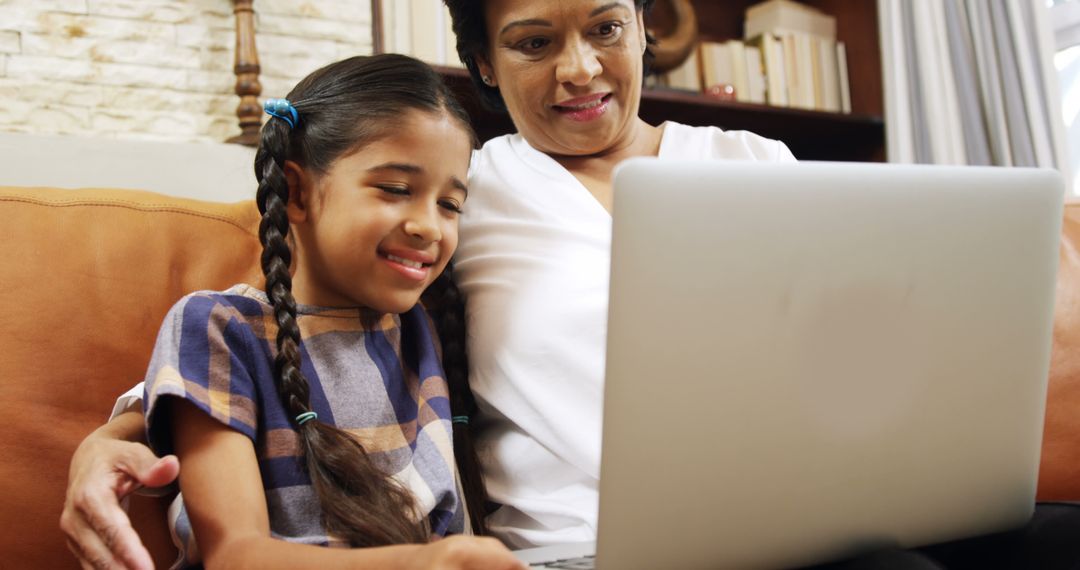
[283,160,311,224]
[475,55,497,87]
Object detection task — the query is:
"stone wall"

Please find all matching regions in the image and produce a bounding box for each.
[0,0,373,143]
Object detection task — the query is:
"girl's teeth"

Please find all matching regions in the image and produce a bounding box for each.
[387,254,422,269]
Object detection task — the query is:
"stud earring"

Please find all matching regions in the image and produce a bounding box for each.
[481,75,494,86]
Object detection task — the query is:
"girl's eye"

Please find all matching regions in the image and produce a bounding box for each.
[439,199,463,214]
[516,37,550,55]
[377,185,409,196]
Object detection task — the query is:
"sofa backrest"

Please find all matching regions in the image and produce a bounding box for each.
[0,186,263,568]
[1041,199,1080,499]
[0,185,1077,568]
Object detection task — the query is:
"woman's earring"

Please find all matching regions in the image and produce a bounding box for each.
[482,75,494,86]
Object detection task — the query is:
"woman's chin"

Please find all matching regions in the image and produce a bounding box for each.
[546,119,637,157]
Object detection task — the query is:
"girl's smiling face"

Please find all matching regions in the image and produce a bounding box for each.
[477,0,648,158]
[287,108,473,314]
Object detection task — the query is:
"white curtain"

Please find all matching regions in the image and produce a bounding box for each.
[879,0,1070,187]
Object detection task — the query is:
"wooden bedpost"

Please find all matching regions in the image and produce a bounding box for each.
[226,0,262,146]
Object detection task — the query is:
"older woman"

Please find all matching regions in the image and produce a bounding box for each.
[444,0,793,549]
[62,1,1080,569]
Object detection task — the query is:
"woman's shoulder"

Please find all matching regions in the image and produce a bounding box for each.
[470,133,520,174]
[660,121,797,162]
[474,132,517,157]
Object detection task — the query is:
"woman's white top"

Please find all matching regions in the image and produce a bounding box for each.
[454,121,796,548]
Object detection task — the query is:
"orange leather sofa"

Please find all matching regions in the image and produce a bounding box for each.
[0,185,1077,568]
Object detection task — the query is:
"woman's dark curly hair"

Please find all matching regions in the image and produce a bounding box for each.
[444,0,657,111]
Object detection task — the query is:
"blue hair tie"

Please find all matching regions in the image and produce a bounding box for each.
[263,98,299,129]
[451,415,470,425]
[295,411,318,425]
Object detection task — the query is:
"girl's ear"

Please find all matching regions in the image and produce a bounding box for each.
[283,160,311,224]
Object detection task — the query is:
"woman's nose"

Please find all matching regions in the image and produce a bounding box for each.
[555,38,602,86]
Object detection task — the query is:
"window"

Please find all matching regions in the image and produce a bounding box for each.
[1049,0,1080,194]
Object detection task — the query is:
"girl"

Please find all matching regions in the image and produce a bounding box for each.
[142,54,523,569]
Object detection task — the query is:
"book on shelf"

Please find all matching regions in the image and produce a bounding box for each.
[815,37,836,112]
[662,43,703,92]
[784,33,817,110]
[726,40,751,103]
[699,41,737,95]
[836,41,851,114]
[744,44,768,104]
[744,0,836,41]
[745,33,788,107]
[377,0,463,68]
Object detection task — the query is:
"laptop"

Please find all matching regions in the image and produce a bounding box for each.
[514,159,1065,569]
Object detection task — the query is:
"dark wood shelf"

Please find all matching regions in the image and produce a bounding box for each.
[436,66,884,163]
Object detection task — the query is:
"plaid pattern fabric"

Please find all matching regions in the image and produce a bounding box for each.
[144,284,463,566]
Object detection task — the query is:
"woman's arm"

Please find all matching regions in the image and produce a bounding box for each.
[171,399,524,570]
[61,409,180,570]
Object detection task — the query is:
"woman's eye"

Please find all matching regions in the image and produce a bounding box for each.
[594,22,624,41]
[516,37,550,54]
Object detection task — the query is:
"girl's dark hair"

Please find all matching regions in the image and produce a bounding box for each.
[253,53,489,545]
[444,0,657,111]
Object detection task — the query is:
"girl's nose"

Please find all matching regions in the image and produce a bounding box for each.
[404,207,441,243]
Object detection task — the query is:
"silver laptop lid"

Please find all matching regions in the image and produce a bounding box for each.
[598,160,1064,569]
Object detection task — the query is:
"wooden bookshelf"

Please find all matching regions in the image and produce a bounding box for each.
[401,1,886,162]
[643,0,885,161]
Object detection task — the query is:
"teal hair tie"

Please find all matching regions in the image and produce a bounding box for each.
[451,415,470,425]
[295,411,318,425]
[263,98,299,129]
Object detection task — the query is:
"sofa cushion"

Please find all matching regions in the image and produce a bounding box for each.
[0,186,263,569]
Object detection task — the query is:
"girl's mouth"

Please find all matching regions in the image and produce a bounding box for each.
[380,252,434,282]
[385,253,427,269]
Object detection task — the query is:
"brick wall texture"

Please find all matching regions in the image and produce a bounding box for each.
[0,0,373,143]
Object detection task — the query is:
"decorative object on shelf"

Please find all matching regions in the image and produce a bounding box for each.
[704,84,737,102]
[226,0,262,146]
[648,0,699,73]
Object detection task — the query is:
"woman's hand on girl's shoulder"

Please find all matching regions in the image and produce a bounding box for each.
[409,535,527,570]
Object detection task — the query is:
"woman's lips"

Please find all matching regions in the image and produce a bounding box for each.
[553,93,612,122]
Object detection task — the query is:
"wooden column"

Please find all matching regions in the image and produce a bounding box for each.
[227,0,262,146]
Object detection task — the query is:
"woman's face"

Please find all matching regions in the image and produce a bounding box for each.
[478,0,647,157]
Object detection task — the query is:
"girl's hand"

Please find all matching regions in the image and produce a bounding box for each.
[410,535,528,570]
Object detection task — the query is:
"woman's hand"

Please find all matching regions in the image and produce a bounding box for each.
[60,411,179,570]
[409,535,528,570]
